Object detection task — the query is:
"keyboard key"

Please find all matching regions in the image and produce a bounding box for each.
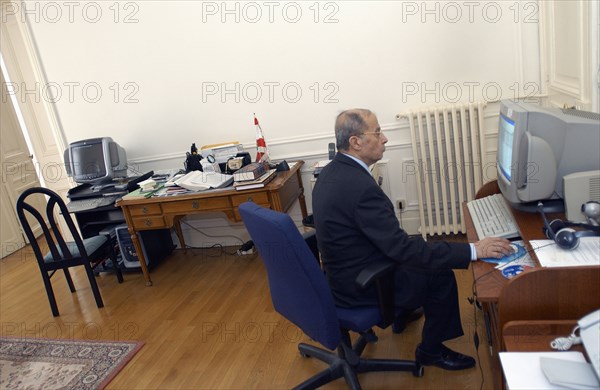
[467,194,520,239]
[67,196,118,213]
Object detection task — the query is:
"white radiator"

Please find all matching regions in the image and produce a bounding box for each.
[402,103,487,238]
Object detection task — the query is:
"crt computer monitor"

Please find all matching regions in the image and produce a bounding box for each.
[64,137,128,185]
[496,100,600,212]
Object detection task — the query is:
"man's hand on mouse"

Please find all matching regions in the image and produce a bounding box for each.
[474,237,514,259]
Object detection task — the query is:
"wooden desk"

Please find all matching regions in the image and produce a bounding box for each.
[502,320,583,353]
[116,161,307,286]
[501,320,588,388]
[467,205,564,301]
[465,181,600,388]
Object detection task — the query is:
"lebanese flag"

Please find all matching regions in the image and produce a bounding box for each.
[254,114,269,162]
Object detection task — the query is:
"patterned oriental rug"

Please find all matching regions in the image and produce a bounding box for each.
[0,337,143,389]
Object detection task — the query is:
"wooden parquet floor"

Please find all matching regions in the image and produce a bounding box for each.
[0,237,497,389]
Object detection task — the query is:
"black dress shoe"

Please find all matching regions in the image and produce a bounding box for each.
[392,307,424,334]
[415,344,476,371]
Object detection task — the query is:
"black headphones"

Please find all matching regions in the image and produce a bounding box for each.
[538,202,600,250]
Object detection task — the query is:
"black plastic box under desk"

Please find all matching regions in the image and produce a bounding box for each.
[115,225,175,269]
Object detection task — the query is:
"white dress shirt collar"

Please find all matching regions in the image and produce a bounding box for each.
[341,153,371,174]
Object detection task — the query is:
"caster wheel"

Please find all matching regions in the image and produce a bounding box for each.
[392,322,405,334]
[412,365,424,377]
[363,330,378,343]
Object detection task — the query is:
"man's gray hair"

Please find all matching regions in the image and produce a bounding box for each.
[335,109,373,151]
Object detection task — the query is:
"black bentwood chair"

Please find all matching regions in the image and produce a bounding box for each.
[16,187,123,316]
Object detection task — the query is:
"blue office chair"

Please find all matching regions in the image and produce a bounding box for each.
[16,187,123,317]
[239,202,423,389]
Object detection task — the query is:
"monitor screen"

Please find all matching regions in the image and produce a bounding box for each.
[71,143,107,178]
[497,114,515,182]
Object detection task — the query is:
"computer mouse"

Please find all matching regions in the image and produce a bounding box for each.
[508,243,526,259]
[481,243,526,264]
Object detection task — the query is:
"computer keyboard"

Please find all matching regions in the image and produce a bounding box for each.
[67,196,119,213]
[466,193,520,239]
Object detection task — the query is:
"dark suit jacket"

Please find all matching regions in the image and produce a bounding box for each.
[312,153,471,307]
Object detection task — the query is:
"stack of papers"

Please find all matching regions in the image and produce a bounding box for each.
[137,178,158,191]
[174,171,233,192]
[122,186,163,199]
[200,142,243,164]
[121,178,163,199]
[529,237,600,267]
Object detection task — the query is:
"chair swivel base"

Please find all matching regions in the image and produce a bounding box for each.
[296,342,423,390]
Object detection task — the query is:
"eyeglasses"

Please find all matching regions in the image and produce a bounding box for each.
[359,130,384,138]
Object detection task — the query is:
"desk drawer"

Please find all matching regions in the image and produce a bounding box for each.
[231,192,269,206]
[129,204,163,217]
[132,216,167,229]
[232,193,271,222]
[162,197,230,213]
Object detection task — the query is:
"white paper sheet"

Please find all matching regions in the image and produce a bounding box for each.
[529,237,600,267]
[499,351,587,390]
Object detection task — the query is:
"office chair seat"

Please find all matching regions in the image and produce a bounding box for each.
[239,202,423,389]
[336,306,383,332]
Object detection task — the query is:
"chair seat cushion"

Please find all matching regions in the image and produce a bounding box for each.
[43,235,108,262]
[336,306,382,332]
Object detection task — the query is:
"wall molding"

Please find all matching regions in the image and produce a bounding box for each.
[151,107,502,246]
[129,109,501,167]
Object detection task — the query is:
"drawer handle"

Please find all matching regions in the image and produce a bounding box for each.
[144,219,152,227]
[142,206,149,214]
[192,201,200,209]
[246,196,253,202]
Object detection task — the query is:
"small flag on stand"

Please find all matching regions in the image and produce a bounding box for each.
[254,113,270,163]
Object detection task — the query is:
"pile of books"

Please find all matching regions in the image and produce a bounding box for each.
[125,178,164,198]
[138,178,158,191]
[233,162,276,191]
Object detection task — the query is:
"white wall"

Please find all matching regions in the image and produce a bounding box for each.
[12,0,542,243]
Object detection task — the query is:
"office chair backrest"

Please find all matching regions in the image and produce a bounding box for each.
[16,187,87,266]
[239,202,341,350]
